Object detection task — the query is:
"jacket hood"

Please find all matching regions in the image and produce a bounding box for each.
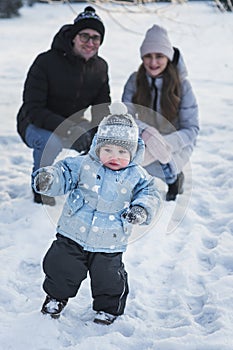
[51,24,99,62]
[89,134,145,166]
[51,24,74,56]
[177,53,188,81]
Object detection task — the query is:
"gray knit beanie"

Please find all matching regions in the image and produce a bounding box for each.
[140,24,174,61]
[96,102,138,160]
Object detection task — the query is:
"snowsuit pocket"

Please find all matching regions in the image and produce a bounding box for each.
[64,189,84,216]
[121,217,132,237]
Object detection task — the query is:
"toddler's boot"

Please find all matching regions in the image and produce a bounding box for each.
[41,295,68,319]
[93,311,117,325]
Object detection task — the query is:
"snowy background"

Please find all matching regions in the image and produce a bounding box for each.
[0,1,233,349]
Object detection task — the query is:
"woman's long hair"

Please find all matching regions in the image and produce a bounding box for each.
[132,62,181,123]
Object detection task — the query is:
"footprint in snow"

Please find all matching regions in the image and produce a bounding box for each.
[198,252,216,271]
[202,236,218,250]
[194,306,221,334]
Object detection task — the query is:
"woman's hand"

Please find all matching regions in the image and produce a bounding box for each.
[142,126,172,165]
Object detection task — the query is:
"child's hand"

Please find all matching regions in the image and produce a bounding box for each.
[35,171,54,192]
[122,205,147,225]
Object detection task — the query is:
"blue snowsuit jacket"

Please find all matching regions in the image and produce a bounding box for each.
[33,136,162,253]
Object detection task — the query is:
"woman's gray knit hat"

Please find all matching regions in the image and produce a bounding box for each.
[96,102,139,160]
[140,24,174,61]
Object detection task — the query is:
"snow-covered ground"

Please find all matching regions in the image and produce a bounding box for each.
[0,1,233,349]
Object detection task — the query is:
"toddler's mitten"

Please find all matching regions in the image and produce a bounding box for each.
[123,205,147,225]
[35,171,54,192]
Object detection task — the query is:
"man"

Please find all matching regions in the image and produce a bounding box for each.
[17,6,111,205]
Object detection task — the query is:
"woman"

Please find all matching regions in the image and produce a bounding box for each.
[122,25,199,201]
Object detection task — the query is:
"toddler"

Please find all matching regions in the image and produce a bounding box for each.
[33,103,161,325]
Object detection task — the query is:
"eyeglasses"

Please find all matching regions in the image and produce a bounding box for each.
[78,33,101,45]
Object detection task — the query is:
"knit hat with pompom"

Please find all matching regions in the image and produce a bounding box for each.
[70,6,105,44]
[96,102,139,160]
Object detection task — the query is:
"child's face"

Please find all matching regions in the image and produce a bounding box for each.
[99,144,131,170]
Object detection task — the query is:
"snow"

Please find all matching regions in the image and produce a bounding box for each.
[0,1,233,349]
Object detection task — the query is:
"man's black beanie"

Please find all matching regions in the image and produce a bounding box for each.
[70,6,105,44]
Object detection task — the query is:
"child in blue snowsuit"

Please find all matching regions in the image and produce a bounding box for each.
[33,104,162,324]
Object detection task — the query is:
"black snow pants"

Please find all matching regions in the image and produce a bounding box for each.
[42,234,129,316]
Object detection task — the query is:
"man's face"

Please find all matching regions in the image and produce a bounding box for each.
[72,29,101,61]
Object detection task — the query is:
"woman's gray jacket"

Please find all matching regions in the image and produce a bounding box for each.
[32,136,161,253]
[122,54,199,174]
